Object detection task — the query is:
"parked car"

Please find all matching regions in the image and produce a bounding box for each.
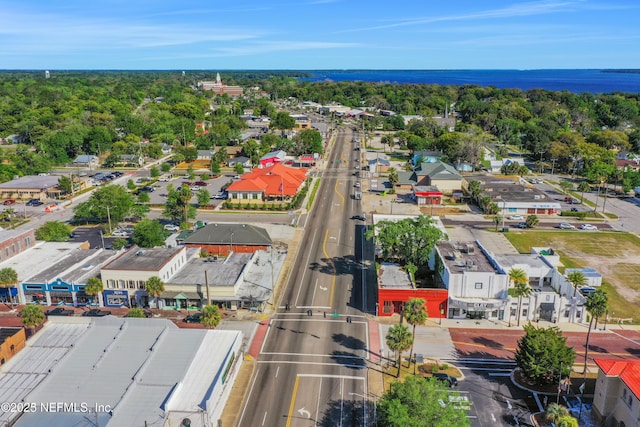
[158,177,170,182]
[45,307,74,316]
[351,214,366,221]
[82,309,112,317]
[516,222,529,229]
[164,224,180,232]
[570,207,579,212]
[190,186,201,192]
[433,373,458,387]
[579,286,597,297]
[3,199,15,205]
[183,312,202,323]
[580,224,598,230]
[508,215,523,220]
[26,199,43,206]
[354,182,361,188]
[142,186,155,192]
[112,230,130,237]
[211,193,227,200]
[194,181,207,187]
[112,171,123,177]
[558,222,576,229]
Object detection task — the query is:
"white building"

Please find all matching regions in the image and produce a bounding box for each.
[2,317,243,427]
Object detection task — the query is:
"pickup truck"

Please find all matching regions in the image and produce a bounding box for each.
[45,307,74,316]
[82,309,112,317]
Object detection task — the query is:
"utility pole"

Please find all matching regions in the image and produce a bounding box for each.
[204,270,210,306]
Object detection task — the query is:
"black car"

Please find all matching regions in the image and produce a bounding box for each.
[82,309,112,317]
[26,199,44,206]
[351,214,366,221]
[112,171,123,177]
[183,312,202,323]
[433,373,458,387]
[45,307,74,316]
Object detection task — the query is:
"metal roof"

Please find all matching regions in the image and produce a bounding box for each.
[7,317,242,427]
[184,223,272,246]
[101,245,185,271]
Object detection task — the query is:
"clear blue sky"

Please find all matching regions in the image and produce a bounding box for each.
[1,0,638,70]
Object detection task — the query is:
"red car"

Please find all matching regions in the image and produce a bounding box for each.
[195,181,207,186]
[3,199,15,205]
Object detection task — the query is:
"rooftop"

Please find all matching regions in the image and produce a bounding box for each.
[378,262,412,290]
[0,241,86,283]
[169,252,252,287]
[0,175,60,189]
[437,241,497,274]
[24,249,106,284]
[185,223,273,246]
[101,245,185,272]
[595,358,640,400]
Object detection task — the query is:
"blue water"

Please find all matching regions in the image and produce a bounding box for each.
[301,69,640,94]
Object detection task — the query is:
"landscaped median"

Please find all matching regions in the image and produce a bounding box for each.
[504,230,640,323]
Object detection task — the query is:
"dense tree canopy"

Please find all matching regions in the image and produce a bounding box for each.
[515,324,575,386]
[35,221,72,241]
[377,376,470,427]
[73,184,135,224]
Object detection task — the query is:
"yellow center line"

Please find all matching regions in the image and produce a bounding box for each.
[285,375,301,427]
[322,229,338,307]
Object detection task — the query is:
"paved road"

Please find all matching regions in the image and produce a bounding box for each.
[238,128,374,427]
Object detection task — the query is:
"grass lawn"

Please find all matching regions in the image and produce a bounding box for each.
[504,230,640,322]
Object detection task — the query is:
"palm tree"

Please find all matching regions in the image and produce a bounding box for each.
[19,305,45,335]
[556,415,579,427]
[525,214,539,228]
[403,298,427,368]
[467,180,482,203]
[545,402,569,424]
[584,289,608,373]
[385,324,413,377]
[577,181,591,203]
[0,267,18,305]
[566,271,587,298]
[508,268,528,287]
[202,304,222,328]
[84,277,103,306]
[145,276,165,309]
[513,281,532,326]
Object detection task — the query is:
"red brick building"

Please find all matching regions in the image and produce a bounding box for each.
[183,223,272,257]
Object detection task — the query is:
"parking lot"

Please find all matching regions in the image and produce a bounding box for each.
[142,174,236,207]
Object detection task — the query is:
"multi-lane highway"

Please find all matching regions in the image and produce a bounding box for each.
[238,128,375,426]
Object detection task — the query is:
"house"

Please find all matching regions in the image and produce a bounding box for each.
[413,186,443,206]
[0,327,25,366]
[183,223,273,257]
[161,143,173,155]
[119,154,144,167]
[368,158,391,174]
[397,161,464,194]
[290,114,312,130]
[298,154,317,166]
[0,317,243,427]
[72,155,99,167]
[100,246,191,308]
[226,163,307,203]
[259,150,286,167]
[489,157,525,173]
[473,175,562,215]
[197,150,214,161]
[593,358,640,426]
[227,156,251,168]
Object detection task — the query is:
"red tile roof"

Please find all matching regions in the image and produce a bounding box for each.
[595,358,640,399]
[227,164,307,197]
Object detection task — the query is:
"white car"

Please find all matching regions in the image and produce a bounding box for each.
[190,186,201,192]
[164,224,180,232]
[112,230,129,237]
[158,177,170,182]
[211,193,227,200]
[558,222,576,229]
[508,215,524,221]
[580,224,598,230]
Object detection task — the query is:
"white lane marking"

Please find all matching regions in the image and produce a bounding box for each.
[314,377,323,427]
[311,278,319,306]
[298,374,366,380]
[259,320,272,355]
[238,366,261,427]
[262,411,268,426]
[275,366,280,378]
[339,377,345,427]
[257,360,367,369]
[261,352,365,359]
[295,227,320,306]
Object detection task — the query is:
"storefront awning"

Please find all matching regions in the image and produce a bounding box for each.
[161,291,202,300]
[448,297,506,310]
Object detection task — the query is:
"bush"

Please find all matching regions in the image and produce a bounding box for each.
[440,363,449,371]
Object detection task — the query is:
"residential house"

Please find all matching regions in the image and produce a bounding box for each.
[368,158,391,174]
[197,150,214,161]
[72,155,99,167]
[397,161,464,195]
[227,156,251,168]
[593,358,640,427]
[119,154,144,167]
[226,164,307,203]
[489,157,525,173]
[291,114,312,130]
[183,223,273,257]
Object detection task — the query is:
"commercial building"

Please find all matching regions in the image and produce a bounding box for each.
[0,175,62,201]
[199,73,243,97]
[0,327,25,365]
[0,229,36,301]
[593,358,640,427]
[0,317,243,427]
[184,223,273,257]
[226,163,307,203]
